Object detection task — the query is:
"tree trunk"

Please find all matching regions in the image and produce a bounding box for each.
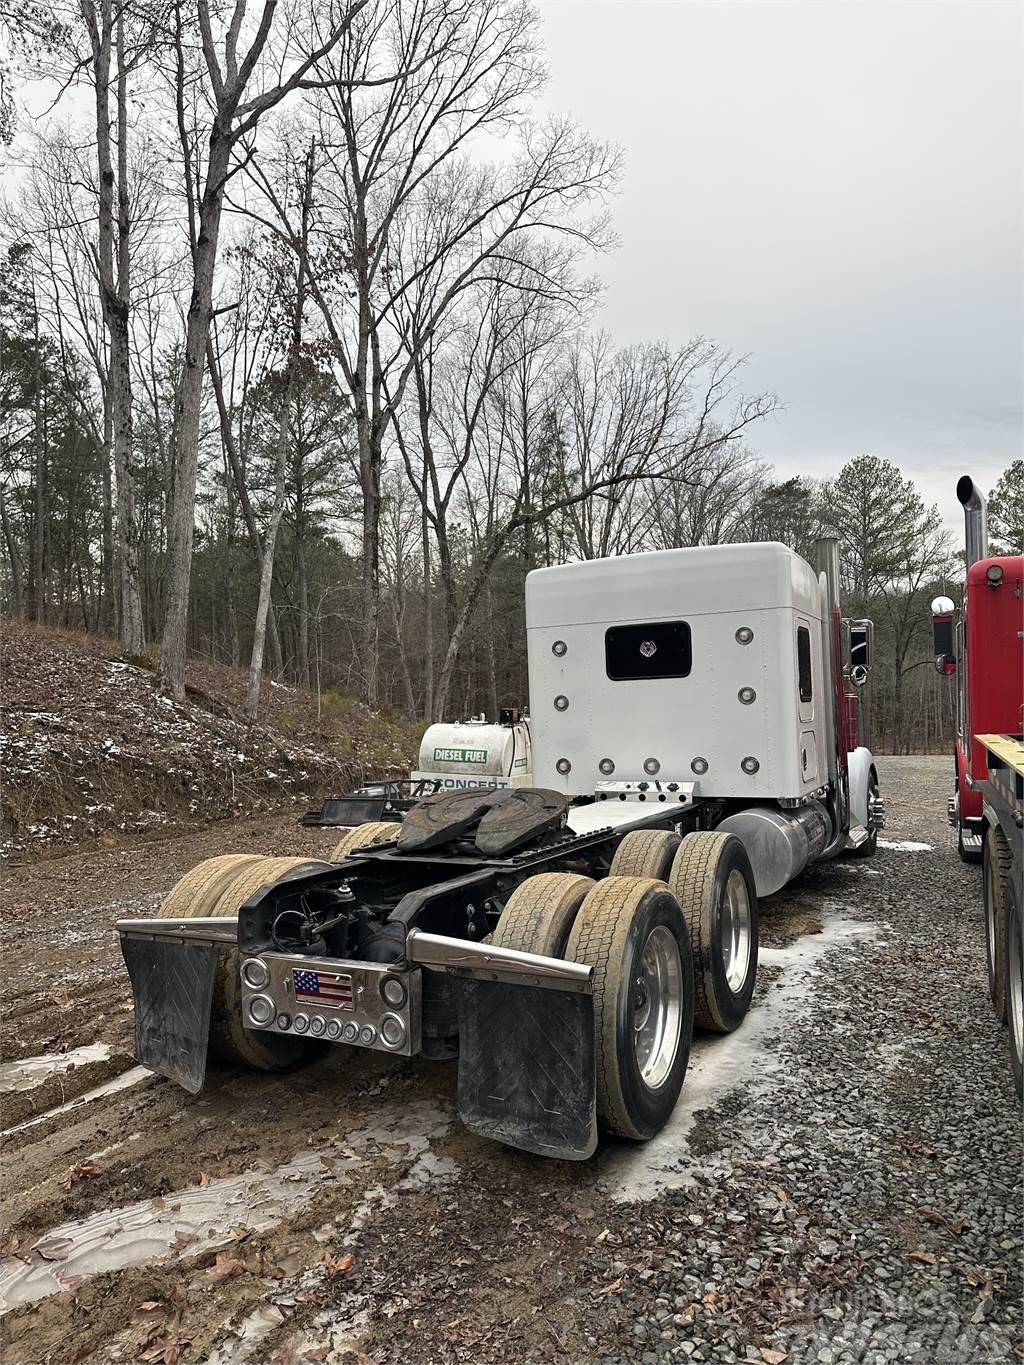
[160,136,231,700]
[88,0,145,654]
[100,398,114,634]
[0,488,24,618]
[246,378,290,722]
[207,337,285,676]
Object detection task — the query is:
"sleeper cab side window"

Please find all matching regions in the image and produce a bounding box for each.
[797,625,813,703]
[605,621,692,681]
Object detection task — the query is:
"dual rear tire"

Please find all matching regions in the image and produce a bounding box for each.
[157,853,332,1072]
[493,829,759,1142]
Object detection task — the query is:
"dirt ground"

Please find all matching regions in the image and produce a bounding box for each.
[1,760,1020,1365]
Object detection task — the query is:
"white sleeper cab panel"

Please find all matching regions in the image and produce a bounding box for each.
[526,543,827,801]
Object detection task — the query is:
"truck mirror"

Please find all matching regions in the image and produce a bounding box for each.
[849,619,874,673]
[930,600,956,676]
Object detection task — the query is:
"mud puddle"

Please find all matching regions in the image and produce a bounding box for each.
[0,1099,452,1313]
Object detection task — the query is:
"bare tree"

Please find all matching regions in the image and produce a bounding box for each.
[246,0,617,702]
[78,0,152,653]
[158,0,369,700]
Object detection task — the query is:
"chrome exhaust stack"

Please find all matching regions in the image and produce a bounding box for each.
[814,535,850,854]
[956,475,989,569]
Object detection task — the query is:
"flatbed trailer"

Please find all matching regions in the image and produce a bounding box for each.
[977,733,1024,1098]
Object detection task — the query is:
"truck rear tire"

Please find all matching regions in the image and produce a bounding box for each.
[668,832,758,1033]
[492,873,595,956]
[984,825,1009,1023]
[565,877,694,1141]
[331,821,398,861]
[609,829,682,880]
[1006,882,1023,1100]
[159,854,331,1072]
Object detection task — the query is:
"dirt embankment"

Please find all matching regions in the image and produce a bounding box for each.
[0,620,417,861]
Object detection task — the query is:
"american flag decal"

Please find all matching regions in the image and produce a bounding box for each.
[292,968,355,1010]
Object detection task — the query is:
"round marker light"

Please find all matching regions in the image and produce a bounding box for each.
[276,1012,292,1030]
[359,1024,377,1046]
[643,757,661,776]
[381,976,407,1008]
[309,1015,326,1036]
[556,758,571,775]
[735,626,754,645]
[292,1012,310,1034]
[738,687,756,705]
[326,1020,342,1040]
[380,1014,406,1049]
[554,694,569,711]
[986,564,1004,584]
[241,958,270,990]
[552,640,567,657]
[691,756,709,775]
[599,758,615,775]
[741,756,760,775]
[342,1021,359,1042]
[247,994,274,1026]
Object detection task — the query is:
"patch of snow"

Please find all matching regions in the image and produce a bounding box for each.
[1,1066,152,1138]
[0,1043,111,1094]
[878,838,933,852]
[602,913,881,1203]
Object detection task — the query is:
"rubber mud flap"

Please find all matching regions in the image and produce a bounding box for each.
[120,937,218,1093]
[454,978,597,1160]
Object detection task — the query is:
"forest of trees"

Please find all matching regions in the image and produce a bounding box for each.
[1,0,1021,753]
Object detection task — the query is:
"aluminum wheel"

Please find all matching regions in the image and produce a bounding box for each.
[721,868,752,993]
[632,925,684,1090]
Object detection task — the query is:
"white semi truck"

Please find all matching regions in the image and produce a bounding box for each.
[117,538,883,1160]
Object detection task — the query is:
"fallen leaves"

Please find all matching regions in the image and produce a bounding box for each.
[205,1250,247,1282]
[597,1277,622,1296]
[324,1250,355,1279]
[760,1349,788,1364]
[65,1160,104,1188]
[50,990,73,1011]
[138,1334,192,1364]
[906,1250,938,1265]
[917,1207,971,1234]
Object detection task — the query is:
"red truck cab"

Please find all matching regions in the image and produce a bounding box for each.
[933,476,1024,861]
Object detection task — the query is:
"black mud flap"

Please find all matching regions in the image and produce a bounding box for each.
[455,979,596,1161]
[120,937,219,1093]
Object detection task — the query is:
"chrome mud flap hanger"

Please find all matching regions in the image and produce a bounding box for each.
[407,931,598,1162]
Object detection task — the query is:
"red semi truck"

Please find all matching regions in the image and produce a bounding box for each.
[932,475,1023,1097]
[931,476,1024,862]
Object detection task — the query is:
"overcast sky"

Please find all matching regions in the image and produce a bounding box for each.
[536,0,1022,535]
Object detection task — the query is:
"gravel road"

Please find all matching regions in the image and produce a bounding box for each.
[1,757,1020,1365]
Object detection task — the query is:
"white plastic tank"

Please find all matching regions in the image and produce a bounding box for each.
[411,716,533,790]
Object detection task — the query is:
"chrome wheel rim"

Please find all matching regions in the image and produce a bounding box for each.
[1009,909,1023,1065]
[721,869,752,993]
[632,925,683,1089]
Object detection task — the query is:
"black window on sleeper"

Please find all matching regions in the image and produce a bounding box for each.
[797,625,813,703]
[605,621,692,681]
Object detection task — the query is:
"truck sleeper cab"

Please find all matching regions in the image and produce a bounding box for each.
[118,540,883,1161]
